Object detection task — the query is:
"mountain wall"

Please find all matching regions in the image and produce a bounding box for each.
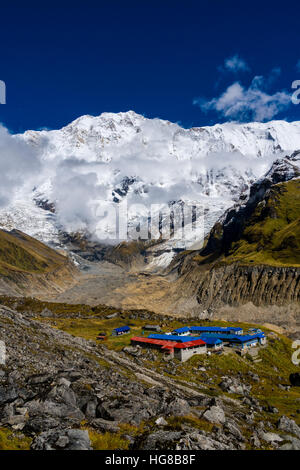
[2,113,300,259]
[176,257,300,307]
[0,229,77,296]
[161,166,300,332]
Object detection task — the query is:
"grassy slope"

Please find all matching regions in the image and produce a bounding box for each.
[191,179,300,268]
[0,229,69,276]
[225,180,300,267]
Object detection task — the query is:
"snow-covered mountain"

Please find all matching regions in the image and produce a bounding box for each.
[1,111,300,262]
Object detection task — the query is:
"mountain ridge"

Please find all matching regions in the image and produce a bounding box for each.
[0,228,77,296]
[0,112,299,263]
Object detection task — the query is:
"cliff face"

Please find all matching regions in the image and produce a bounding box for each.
[176,259,300,308]
[165,161,300,329]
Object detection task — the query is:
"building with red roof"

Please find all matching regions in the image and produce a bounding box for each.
[131,336,207,362]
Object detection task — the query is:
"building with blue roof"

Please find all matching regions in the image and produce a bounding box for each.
[148,334,200,343]
[199,332,266,350]
[148,329,266,352]
[112,326,131,336]
[200,336,223,350]
[172,326,190,336]
[189,326,243,335]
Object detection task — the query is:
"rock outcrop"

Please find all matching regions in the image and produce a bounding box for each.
[178,262,300,308]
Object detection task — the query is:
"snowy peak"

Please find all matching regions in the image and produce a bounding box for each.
[263,150,300,184]
[22,112,300,163]
[1,113,300,260]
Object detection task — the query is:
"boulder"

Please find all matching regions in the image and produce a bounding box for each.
[219,377,251,395]
[26,399,85,421]
[27,374,53,385]
[40,308,53,318]
[250,433,261,448]
[259,432,283,444]
[203,405,226,425]
[0,386,19,405]
[277,415,300,438]
[176,430,237,450]
[31,428,92,450]
[84,398,98,419]
[279,436,300,450]
[25,416,61,433]
[90,418,119,433]
[47,384,77,407]
[224,421,244,441]
[155,417,168,426]
[164,398,191,417]
[123,346,141,357]
[142,431,182,450]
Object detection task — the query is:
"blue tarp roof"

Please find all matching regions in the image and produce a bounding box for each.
[172,327,190,333]
[190,326,243,332]
[235,334,264,343]
[114,326,130,332]
[200,336,223,345]
[148,334,199,343]
[199,333,264,343]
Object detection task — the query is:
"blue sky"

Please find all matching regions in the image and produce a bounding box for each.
[0,0,300,132]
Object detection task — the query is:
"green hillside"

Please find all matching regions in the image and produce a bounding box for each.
[0,229,69,276]
[225,179,300,267]
[191,179,300,268]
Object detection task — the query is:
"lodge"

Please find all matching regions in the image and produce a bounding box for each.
[132,327,266,362]
[200,335,223,350]
[198,332,267,350]
[142,324,161,332]
[131,335,207,362]
[113,322,267,363]
[171,326,190,336]
[172,326,244,336]
[148,333,200,342]
[112,326,131,336]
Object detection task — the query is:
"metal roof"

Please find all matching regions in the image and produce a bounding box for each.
[199,333,264,343]
[200,336,223,345]
[114,326,130,332]
[171,339,206,349]
[172,327,190,333]
[148,334,200,343]
[189,326,243,333]
[131,336,206,349]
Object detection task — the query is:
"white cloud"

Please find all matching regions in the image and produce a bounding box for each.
[0,125,41,207]
[223,54,250,73]
[194,71,291,122]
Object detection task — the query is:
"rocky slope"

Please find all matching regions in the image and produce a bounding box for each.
[1,303,300,450]
[0,229,77,297]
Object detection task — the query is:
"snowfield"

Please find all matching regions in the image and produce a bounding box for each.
[0,111,300,264]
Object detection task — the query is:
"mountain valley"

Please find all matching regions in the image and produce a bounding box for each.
[0,113,300,451]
